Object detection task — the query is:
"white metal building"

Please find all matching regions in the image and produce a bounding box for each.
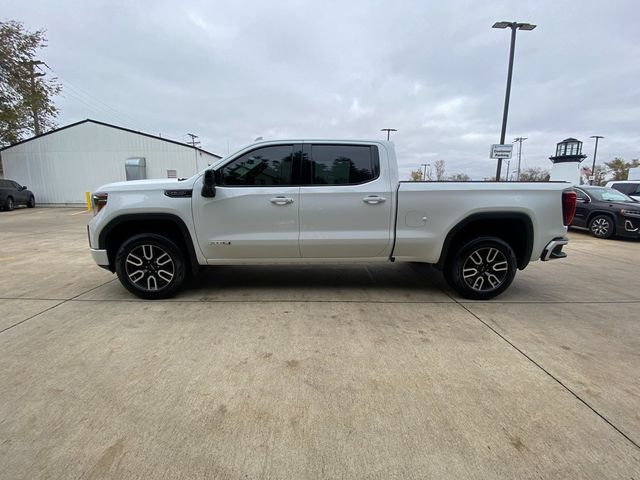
[0,119,221,205]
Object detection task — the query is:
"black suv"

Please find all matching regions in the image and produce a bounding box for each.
[571,186,640,239]
[0,179,35,211]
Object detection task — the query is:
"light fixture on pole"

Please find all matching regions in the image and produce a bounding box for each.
[589,135,604,185]
[492,21,537,181]
[381,128,397,141]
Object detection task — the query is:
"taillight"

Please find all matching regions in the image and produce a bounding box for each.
[562,190,576,226]
[91,192,108,215]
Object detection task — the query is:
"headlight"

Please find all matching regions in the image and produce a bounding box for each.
[91,192,108,215]
[621,209,640,218]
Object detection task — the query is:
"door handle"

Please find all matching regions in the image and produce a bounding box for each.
[363,195,386,205]
[270,196,294,205]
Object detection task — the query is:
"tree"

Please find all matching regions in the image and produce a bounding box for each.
[409,168,423,181]
[0,20,61,146]
[592,165,607,186]
[604,157,640,181]
[448,173,471,181]
[518,167,550,182]
[434,159,446,181]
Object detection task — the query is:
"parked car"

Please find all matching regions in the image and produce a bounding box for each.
[571,186,640,239]
[88,139,575,300]
[606,180,640,201]
[0,179,35,211]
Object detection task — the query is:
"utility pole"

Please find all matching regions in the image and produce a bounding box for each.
[590,135,604,185]
[513,137,527,181]
[380,128,397,141]
[421,163,431,181]
[21,60,46,136]
[186,133,201,173]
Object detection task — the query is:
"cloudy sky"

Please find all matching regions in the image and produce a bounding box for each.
[2,0,639,179]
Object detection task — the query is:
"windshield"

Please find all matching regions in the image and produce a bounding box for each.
[582,187,635,202]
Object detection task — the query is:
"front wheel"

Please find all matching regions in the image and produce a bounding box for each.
[115,234,187,299]
[589,215,614,239]
[27,196,35,208]
[445,237,517,300]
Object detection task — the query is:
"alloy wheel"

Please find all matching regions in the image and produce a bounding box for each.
[124,244,175,291]
[462,247,509,292]
[591,218,609,236]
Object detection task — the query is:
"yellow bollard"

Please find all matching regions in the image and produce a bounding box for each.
[85,191,92,212]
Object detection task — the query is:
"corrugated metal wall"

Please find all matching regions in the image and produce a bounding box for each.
[2,122,220,204]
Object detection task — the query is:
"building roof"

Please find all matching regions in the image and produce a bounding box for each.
[0,119,222,158]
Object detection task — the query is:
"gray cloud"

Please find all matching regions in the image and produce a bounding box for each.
[3,0,639,179]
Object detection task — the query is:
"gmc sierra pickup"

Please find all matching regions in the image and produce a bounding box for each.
[88,140,576,300]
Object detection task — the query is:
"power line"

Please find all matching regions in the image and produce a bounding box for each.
[43,64,155,132]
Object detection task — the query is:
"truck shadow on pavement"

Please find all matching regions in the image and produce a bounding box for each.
[181,262,450,300]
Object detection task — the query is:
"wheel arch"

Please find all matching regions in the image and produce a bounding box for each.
[98,213,199,275]
[586,210,616,226]
[436,212,534,271]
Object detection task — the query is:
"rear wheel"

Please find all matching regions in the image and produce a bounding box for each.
[5,196,14,211]
[445,237,517,300]
[27,196,35,208]
[115,233,187,299]
[589,215,614,239]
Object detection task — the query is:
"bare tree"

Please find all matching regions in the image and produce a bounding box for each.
[519,167,550,182]
[448,173,471,181]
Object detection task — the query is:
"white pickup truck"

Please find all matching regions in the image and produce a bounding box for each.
[88,140,576,300]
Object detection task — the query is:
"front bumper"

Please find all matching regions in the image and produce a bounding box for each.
[540,237,568,261]
[90,248,110,267]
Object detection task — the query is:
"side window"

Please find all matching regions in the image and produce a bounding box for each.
[309,145,377,185]
[574,189,587,201]
[0,180,8,188]
[611,183,634,195]
[220,145,294,186]
[11,181,21,190]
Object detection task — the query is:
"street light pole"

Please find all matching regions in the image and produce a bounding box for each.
[492,21,536,181]
[590,135,604,185]
[381,128,397,141]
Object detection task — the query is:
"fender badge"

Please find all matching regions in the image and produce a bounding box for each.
[210,241,232,245]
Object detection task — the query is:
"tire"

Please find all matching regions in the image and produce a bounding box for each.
[27,196,35,208]
[445,237,517,300]
[5,196,14,211]
[589,214,614,239]
[115,233,187,299]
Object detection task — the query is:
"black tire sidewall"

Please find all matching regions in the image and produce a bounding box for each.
[27,196,35,208]
[589,215,614,239]
[115,233,186,299]
[447,237,517,300]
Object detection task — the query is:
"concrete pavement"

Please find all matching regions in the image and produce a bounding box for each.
[0,208,638,479]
